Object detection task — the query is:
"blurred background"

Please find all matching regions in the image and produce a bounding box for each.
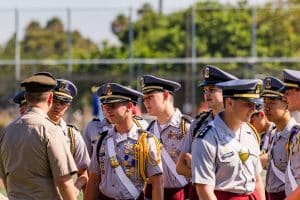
[1,0,300,131]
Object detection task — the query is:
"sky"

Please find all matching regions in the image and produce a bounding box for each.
[0,0,267,46]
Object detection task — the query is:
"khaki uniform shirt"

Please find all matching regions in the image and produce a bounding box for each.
[59,119,90,170]
[0,107,77,200]
[266,118,296,193]
[89,123,162,199]
[147,108,191,188]
[192,112,262,194]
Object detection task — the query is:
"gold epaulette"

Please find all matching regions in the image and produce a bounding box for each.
[67,126,75,156]
[247,122,260,145]
[134,130,161,182]
[133,117,142,129]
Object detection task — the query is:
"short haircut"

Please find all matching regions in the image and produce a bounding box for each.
[25,91,51,104]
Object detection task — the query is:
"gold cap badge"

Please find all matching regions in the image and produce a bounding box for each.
[58,81,67,93]
[140,77,145,89]
[105,84,112,96]
[204,67,210,79]
[265,78,271,89]
[256,81,263,94]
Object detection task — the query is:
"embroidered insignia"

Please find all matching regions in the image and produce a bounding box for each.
[105,84,112,96]
[265,78,272,89]
[58,81,67,93]
[256,81,263,94]
[140,77,145,89]
[204,67,210,78]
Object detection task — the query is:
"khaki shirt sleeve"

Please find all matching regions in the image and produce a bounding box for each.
[0,129,6,179]
[47,126,77,178]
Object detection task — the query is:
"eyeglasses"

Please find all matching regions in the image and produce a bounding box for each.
[53,99,70,106]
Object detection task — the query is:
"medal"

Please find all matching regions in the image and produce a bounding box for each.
[124,160,129,166]
[125,169,132,176]
[110,156,119,168]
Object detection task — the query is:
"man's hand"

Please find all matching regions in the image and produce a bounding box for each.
[184,153,192,168]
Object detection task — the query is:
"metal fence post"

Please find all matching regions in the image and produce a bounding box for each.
[14,8,20,92]
[129,7,134,86]
[67,8,73,79]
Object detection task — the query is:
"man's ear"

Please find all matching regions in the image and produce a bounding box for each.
[258,111,264,119]
[163,90,169,100]
[48,92,53,105]
[127,101,134,110]
[226,97,233,108]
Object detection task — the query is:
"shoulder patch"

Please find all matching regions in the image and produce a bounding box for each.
[195,125,212,138]
[67,124,79,131]
[92,118,100,121]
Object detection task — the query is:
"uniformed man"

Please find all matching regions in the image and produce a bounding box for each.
[47,78,90,191]
[262,76,296,200]
[0,72,78,199]
[250,99,274,152]
[140,75,191,200]
[84,91,148,158]
[176,65,238,200]
[83,106,114,157]
[192,79,266,200]
[13,90,28,115]
[85,83,163,200]
[250,99,275,169]
[280,69,300,199]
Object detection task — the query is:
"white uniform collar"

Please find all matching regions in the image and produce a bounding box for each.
[114,122,139,143]
[163,108,182,128]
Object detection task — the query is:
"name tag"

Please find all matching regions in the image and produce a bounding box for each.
[221,151,234,159]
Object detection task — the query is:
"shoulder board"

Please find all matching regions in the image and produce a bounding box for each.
[195,125,212,138]
[67,124,79,131]
[181,114,193,123]
[291,125,300,135]
[195,110,212,120]
[92,118,100,121]
[192,110,213,137]
[146,120,155,131]
[96,130,109,164]
[246,122,260,145]
[133,115,143,120]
